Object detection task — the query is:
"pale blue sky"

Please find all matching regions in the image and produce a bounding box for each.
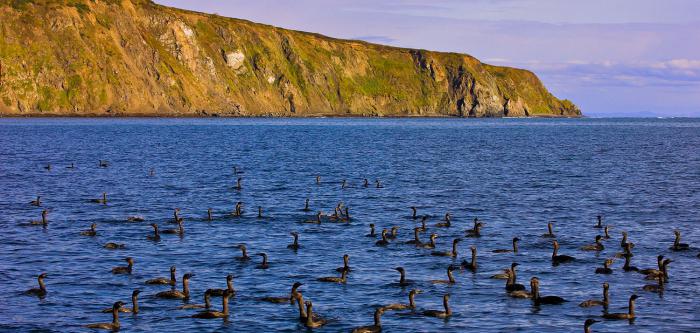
[157,0,700,116]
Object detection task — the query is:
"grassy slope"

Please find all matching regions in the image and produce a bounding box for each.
[0,0,581,117]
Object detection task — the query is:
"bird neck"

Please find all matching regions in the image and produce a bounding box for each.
[443,297,451,315]
[205,293,211,309]
[132,295,139,313]
[451,242,458,256]
[373,310,382,327]
[628,298,635,315]
[112,307,120,326]
[170,271,176,285]
[399,271,406,284]
[296,295,306,318]
[222,296,230,315]
[183,279,190,296]
[513,240,518,252]
[447,269,455,283]
[305,304,313,325]
[408,293,416,308]
[227,279,234,291]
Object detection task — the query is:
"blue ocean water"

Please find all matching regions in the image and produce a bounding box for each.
[0,117,698,332]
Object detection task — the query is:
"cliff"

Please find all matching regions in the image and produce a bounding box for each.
[0,0,581,117]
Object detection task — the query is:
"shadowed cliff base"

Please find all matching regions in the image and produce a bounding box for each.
[0,0,581,118]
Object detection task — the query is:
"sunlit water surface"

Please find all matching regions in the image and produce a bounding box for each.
[0,118,699,332]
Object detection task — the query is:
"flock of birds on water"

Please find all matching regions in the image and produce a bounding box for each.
[20,161,699,332]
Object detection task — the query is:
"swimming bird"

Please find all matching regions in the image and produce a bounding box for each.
[604,225,611,239]
[80,223,97,236]
[642,273,665,293]
[541,222,556,238]
[366,224,376,237]
[146,224,160,241]
[29,209,48,226]
[111,257,134,274]
[146,265,176,286]
[465,221,483,238]
[595,259,614,275]
[235,177,242,190]
[318,268,348,284]
[382,289,422,311]
[422,294,452,318]
[430,265,457,284]
[156,273,194,299]
[178,289,212,309]
[303,198,311,212]
[235,244,251,261]
[44,163,51,171]
[435,213,452,228]
[638,255,664,275]
[304,301,328,328]
[256,253,269,269]
[581,235,605,251]
[622,255,638,272]
[351,307,385,333]
[316,176,321,185]
[620,231,635,249]
[405,227,423,245]
[30,196,41,206]
[102,290,140,313]
[375,179,383,188]
[90,192,107,205]
[579,282,610,308]
[67,163,75,169]
[584,319,599,333]
[364,178,370,187]
[461,246,478,272]
[386,226,399,240]
[505,263,525,292]
[670,230,690,251]
[207,208,213,221]
[410,206,417,219]
[419,233,437,249]
[615,242,634,259]
[25,273,47,297]
[602,294,639,320]
[335,254,351,272]
[209,274,235,296]
[395,267,413,286]
[431,238,461,257]
[419,216,428,232]
[376,229,390,246]
[258,282,303,304]
[104,242,126,250]
[99,160,109,168]
[594,215,603,228]
[192,289,233,319]
[172,208,184,223]
[341,179,347,189]
[85,301,123,330]
[508,277,532,299]
[552,240,575,265]
[287,232,300,250]
[304,211,323,224]
[644,258,672,281]
[127,215,145,222]
[531,277,566,305]
[493,237,520,253]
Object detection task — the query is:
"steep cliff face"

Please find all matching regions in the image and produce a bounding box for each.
[0,0,581,117]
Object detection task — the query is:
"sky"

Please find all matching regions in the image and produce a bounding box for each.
[157,0,700,117]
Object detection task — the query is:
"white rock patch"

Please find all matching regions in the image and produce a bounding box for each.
[225,51,245,69]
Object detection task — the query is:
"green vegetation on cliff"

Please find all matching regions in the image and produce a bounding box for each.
[0,0,581,117]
